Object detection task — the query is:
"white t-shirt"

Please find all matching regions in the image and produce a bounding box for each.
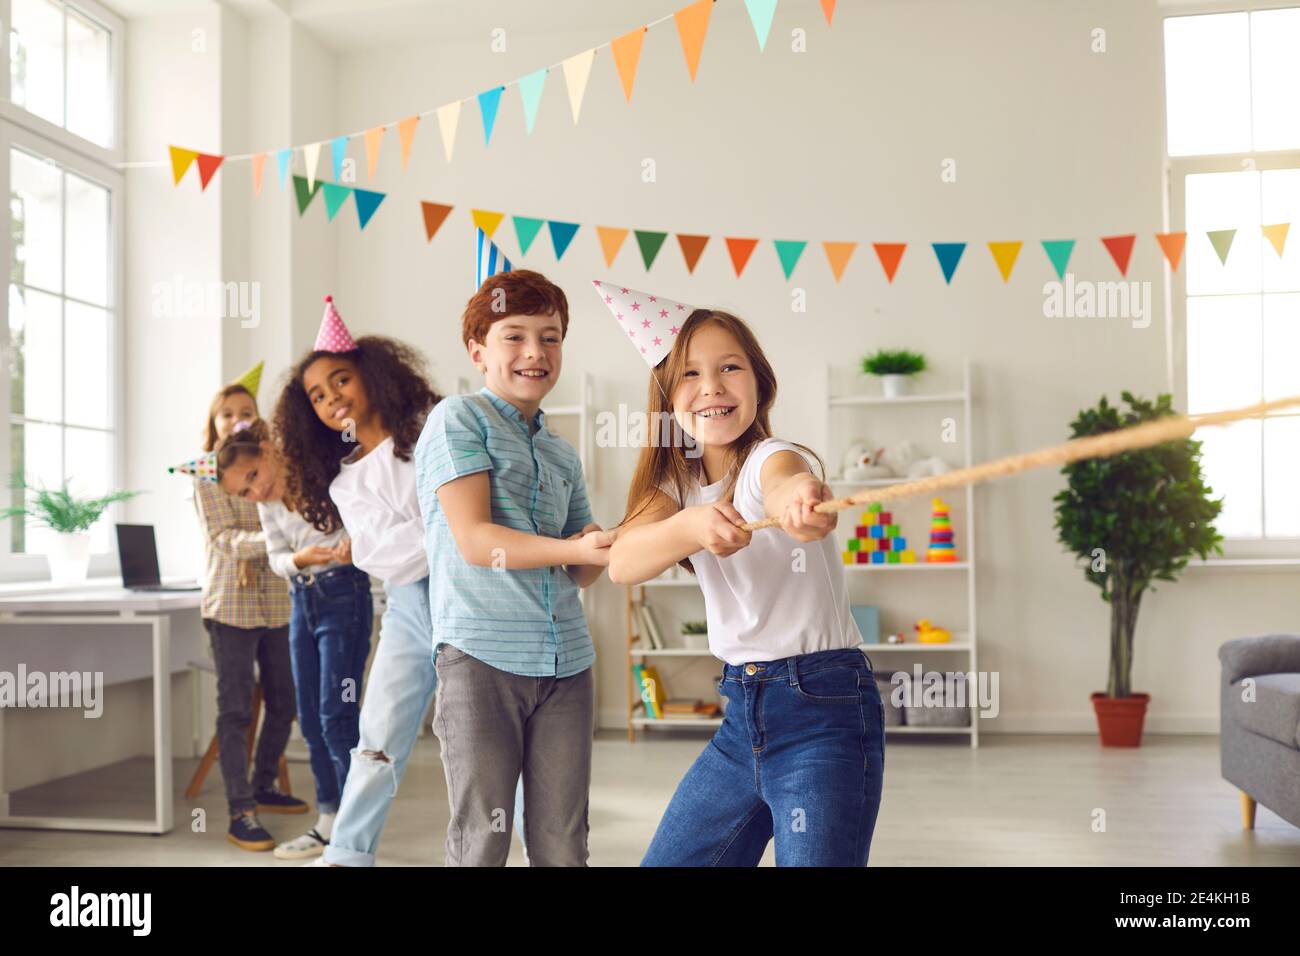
[680,437,862,665]
[329,436,426,587]
[256,499,346,579]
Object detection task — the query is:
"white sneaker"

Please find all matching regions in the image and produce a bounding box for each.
[302,856,332,867]
[273,828,328,860]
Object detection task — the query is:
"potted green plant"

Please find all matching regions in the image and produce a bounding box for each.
[1053,392,1223,747]
[862,349,927,398]
[680,619,708,650]
[1,482,141,583]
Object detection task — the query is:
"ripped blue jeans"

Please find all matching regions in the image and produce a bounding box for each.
[322,577,525,866]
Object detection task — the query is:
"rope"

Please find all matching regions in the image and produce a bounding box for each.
[740,392,1300,532]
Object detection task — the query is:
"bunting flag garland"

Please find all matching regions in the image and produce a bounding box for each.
[745,0,779,51]
[436,103,460,162]
[276,148,292,189]
[823,241,856,282]
[169,146,198,184]
[304,142,322,192]
[293,175,322,214]
[635,229,669,269]
[420,201,453,241]
[397,115,420,170]
[611,27,647,102]
[1155,232,1186,271]
[1207,228,1236,266]
[675,0,713,81]
[1041,239,1075,280]
[987,241,1022,283]
[331,135,348,181]
[353,188,386,230]
[597,226,630,266]
[932,242,966,284]
[1262,222,1290,258]
[726,237,759,276]
[195,153,223,190]
[548,220,581,260]
[472,208,505,237]
[1101,234,1135,276]
[251,153,267,196]
[519,68,547,134]
[478,86,505,145]
[514,216,546,254]
[773,239,807,279]
[562,49,595,123]
[321,182,352,222]
[169,146,225,190]
[678,234,710,273]
[820,0,837,25]
[364,126,384,180]
[873,243,906,283]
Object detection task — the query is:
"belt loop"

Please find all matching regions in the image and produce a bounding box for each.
[787,652,801,688]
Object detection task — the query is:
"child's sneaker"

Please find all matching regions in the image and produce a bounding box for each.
[274,828,328,860]
[255,787,309,815]
[227,812,276,851]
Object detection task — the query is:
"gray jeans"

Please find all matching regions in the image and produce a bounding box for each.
[204,619,296,816]
[432,644,593,866]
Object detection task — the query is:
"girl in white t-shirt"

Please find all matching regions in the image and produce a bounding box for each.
[609,309,885,867]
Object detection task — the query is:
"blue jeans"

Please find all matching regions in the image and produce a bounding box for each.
[324,578,526,866]
[288,565,373,813]
[642,647,885,867]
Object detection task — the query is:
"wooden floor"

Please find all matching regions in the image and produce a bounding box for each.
[1,731,1297,866]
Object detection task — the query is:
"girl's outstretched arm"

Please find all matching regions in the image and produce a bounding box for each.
[608,491,751,585]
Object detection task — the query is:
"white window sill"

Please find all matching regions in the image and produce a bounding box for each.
[1185,557,1300,571]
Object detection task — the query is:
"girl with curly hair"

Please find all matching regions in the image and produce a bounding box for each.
[216,409,372,862]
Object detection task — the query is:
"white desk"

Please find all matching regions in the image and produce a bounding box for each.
[0,580,204,834]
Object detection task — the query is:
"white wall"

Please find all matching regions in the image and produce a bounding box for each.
[320,0,1297,732]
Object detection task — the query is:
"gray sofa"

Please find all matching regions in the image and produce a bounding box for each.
[1219,634,1300,830]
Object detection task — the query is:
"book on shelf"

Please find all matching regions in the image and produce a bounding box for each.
[632,663,666,718]
[662,699,722,720]
[638,601,666,650]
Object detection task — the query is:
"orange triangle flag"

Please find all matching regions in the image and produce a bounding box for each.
[821,0,838,25]
[397,116,419,171]
[725,237,759,277]
[873,243,907,282]
[196,153,224,191]
[1155,232,1187,271]
[420,201,453,242]
[823,241,857,282]
[364,126,385,181]
[987,241,1023,283]
[677,234,710,273]
[471,209,505,238]
[169,146,198,185]
[1101,234,1136,276]
[674,0,713,83]
[596,226,630,267]
[611,27,647,102]
[1262,223,1290,258]
[250,153,267,196]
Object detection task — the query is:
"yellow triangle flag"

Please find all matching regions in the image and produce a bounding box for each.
[988,241,1023,283]
[471,209,505,238]
[596,226,629,267]
[1262,223,1290,258]
[169,146,198,185]
[822,241,857,282]
[562,49,595,124]
[436,102,461,162]
[363,127,385,180]
[610,27,647,102]
[397,116,419,171]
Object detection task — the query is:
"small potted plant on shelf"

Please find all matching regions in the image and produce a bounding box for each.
[680,619,709,650]
[1053,392,1223,747]
[862,349,927,398]
[1,481,141,584]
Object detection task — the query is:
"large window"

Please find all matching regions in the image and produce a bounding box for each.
[0,0,121,570]
[1164,7,1300,550]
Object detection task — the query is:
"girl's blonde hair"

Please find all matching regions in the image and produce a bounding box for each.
[203,384,257,452]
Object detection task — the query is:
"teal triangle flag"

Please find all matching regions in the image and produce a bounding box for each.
[513,217,545,254]
[322,182,352,221]
[353,188,385,230]
[1041,239,1075,280]
[478,86,504,145]
[548,220,580,260]
[276,148,292,189]
[932,242,966,284]
[744,0,778,51]
[773,240,807,279]
[331,136,348,181]
[518,68,547,135]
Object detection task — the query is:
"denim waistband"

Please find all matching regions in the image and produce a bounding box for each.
[721,646,871,683]
[290,563,369,591]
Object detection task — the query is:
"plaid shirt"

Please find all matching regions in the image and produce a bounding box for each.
[192,478,291,629]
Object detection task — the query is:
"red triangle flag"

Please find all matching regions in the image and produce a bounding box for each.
[195,153,224,190]
[872,243,907,283]
[725,237,759,277]
[420,201,453,241]
[1155,232,1187,272]
[1101,234,1136,276]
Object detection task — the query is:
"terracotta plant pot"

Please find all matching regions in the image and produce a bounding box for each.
[1091,692,1150,747]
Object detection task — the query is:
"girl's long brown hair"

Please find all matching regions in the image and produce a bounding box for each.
[203,384,257,452]
[620,309,824,569]
[274,335,441,534]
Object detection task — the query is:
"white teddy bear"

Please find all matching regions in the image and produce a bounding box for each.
[842,439,952,482]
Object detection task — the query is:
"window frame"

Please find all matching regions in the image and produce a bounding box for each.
[0,109,124,579]
[1162,3,1300,558]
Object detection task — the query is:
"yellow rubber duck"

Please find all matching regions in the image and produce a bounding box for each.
[915,619,952,644]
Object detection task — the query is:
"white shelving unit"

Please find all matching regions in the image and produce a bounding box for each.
[827,357,980,747]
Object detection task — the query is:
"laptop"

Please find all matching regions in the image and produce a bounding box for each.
[115,524,201,592]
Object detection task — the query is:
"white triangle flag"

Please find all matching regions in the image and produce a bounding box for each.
[304,141,322,191]
[437,101,461,163]
[562,49,596,124]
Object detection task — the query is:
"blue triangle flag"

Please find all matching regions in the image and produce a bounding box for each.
[276,148,292,188]
[478,86,505,145]
[931,242,966,284]
[331,136,348,181]
[353,188,385,230]
[548,221,580,260]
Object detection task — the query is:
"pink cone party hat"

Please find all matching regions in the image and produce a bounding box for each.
[591,279,694,368]
[314,295,358,352]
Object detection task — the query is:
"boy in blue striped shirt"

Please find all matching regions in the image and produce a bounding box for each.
[415,269,613,866]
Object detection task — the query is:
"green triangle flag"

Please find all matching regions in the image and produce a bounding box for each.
[634,230,668,270]
[293,175,322,215]
[322,182,352,221]
[1041,239,1075,280]
[1207,228,1236,266]
[513,216,546,254]
[773,240,807,279]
